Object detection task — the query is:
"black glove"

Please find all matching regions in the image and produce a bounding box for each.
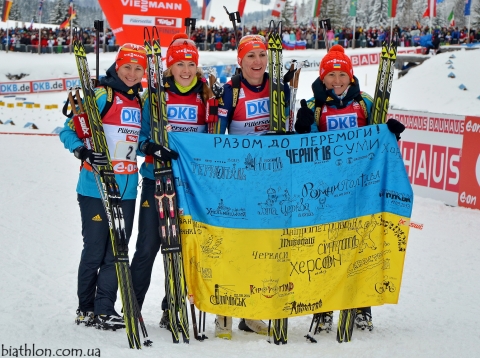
[283,67,295,83]
[74,146,108,166]
[294,99,315,134]
[211,82,224,99]
[142,141,179,161]
[386,118,405,141]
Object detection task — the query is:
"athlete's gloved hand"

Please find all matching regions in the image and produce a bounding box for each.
[386,118,405,141]
[141,141,179,161]
[294,99,314,134]
[74,146,109,166]
[283,66,295,83]
[211,82,224,99]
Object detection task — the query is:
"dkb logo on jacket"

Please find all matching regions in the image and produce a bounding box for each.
[167,105,198,123]
[121,107,141,125]
[245,98,270,119]
[326,113,358,131]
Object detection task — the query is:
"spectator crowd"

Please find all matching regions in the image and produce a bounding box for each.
[1,23,479,54]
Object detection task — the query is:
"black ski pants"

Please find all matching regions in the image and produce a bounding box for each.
[131,178,168,311]
[77,194,136,316]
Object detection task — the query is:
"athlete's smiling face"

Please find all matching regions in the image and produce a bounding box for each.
[116,63,145,87]
[240,49,268,86]
[323,70,351,96]
[170,60,198,87]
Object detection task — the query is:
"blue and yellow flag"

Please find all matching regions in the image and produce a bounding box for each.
[169,125,413,319]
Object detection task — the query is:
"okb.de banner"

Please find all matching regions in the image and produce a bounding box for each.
[169,125,413,320]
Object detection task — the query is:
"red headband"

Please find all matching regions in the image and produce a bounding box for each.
[166,33,199,68]
[237,35,267,65]
[115,43,147,71]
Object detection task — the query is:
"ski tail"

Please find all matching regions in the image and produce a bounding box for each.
[336,309,356,343]
[270,318,288,345]
[304,314,318,343]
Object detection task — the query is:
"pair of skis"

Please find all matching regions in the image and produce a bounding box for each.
[143,27,190,344]
[335,40,397,344]
[144,27,217,343]
[266,20,289,345]
[72,32,150,349]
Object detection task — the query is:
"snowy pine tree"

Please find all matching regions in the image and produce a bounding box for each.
[324,0,343,30]
[370,0,389,27]
[9,0,22,21]
[452,0,468,27]
[281,0,295,27]
[472,1,480,29]
[396,0,416,30]
[297,0,312,26]
[49,0,69,25]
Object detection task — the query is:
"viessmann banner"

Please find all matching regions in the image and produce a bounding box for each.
[98,0,191,48]
[169,126,413,319]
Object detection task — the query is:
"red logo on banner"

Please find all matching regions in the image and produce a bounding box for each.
[457,116,480,209]
[399,141,460,193]
[98,0,191,49]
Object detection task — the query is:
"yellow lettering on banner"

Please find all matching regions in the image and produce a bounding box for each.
[182,212,409,320]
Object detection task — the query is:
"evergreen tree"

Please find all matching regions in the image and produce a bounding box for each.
[355,0,369,29]
[282,0,295,27]
[49,0,69,25]
[397,0,416,30]
[297,0,309,26]
[325,0,343,29]
[412,0,426,28]
[452,0,467,27]
[472,0,480,29]
[370,0,389,28]
[9,0,22,21]
[433,1,447,28]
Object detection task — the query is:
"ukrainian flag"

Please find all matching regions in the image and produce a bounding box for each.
[169,125,413,319]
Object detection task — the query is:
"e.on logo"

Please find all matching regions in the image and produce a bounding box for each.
[459,192,477,206]
[457,116,480,209]
[465,120,480,133]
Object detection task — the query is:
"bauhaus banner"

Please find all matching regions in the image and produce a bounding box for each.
[169,126,413,319]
